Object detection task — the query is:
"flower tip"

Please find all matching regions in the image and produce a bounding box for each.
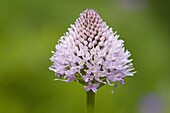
[84,8,96,12]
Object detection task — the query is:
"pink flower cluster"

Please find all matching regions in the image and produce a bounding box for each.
[49,9,135,93]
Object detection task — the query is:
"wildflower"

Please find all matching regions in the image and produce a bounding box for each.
[49,9,135,93]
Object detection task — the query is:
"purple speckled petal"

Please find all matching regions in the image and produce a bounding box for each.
[84,83,100,93]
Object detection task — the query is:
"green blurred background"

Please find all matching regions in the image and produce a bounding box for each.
[0,0,170,113]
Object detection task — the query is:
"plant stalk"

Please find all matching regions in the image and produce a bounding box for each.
[86,90,95,113]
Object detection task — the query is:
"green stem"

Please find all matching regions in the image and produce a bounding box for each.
[86,90,95,113]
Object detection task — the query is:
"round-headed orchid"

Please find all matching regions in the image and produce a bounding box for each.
[49,9,135,93]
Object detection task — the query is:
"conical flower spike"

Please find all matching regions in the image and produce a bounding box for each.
[49,9,135,93]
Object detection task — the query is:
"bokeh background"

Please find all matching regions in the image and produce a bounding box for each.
[0,0,170,113]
